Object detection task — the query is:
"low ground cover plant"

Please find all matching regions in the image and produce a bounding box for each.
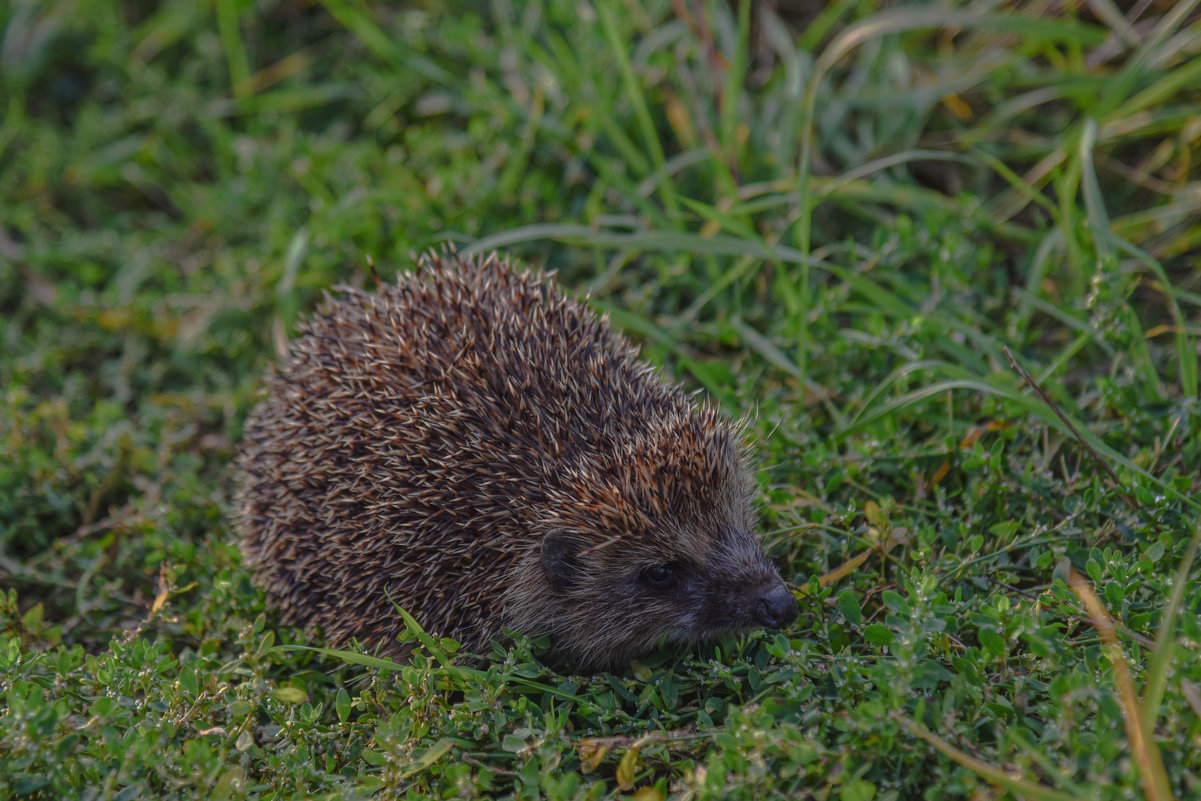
[1,1,1198,798]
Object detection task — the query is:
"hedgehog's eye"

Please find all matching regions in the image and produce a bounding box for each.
[641,563,680,590]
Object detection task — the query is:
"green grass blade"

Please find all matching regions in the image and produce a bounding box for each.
[595,0,679,218]
[214,0,252,100]
[1141,524,1201,732]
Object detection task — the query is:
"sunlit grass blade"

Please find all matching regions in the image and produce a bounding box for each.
[1068,569,1175,801]
[275,644,411,672]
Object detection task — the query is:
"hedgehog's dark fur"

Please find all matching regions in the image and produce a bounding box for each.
[234,250,796,671]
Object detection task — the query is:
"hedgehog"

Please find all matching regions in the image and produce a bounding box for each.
[234,250,796,672]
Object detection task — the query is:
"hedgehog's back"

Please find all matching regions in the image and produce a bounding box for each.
[234,250,698,654]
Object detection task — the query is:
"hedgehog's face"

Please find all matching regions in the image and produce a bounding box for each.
[532,524,796,672]
[500,408,796,672]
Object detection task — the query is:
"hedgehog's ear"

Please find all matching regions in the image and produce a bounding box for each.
[541,531,584,591]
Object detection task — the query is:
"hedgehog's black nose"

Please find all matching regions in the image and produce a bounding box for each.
[754,585,798,629]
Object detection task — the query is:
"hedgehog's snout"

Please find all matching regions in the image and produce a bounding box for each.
[689,538,798,638]
[752,583,797,629]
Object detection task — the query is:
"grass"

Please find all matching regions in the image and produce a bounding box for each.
[1,0,1199,798]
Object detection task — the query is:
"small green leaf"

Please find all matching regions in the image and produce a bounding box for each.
[360,750,387,767]
[1144,540,1166,562]
[837,590,863,625]
[211,768,244,801]
[843,779,877,801]
[271,686,307,704]
[864,624,895,646]
[179,665,198,697]
[335,687,351,722]
[979,628,1006,658]
[20,603,44,632]
[882,590,910,615]
[356,778,386,793]
[400,739,454,779]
